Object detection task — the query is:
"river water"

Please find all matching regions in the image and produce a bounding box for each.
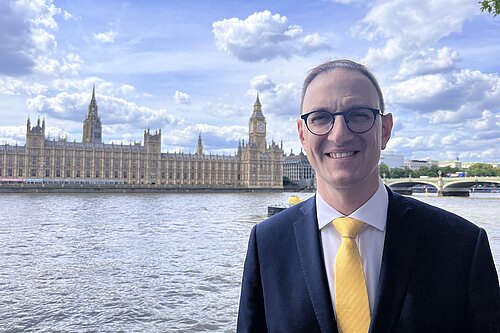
[0,192,498,332]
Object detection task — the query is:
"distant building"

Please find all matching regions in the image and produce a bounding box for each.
[460,161,500,169]
[439,161,499,170]
[404,159,438,171]
[283,149,315,188]
[0,90,283,189]
[438,160,463,169]
[379,153,405,169]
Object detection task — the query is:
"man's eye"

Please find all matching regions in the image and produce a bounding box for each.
[310,113,331,124]
[348,110,371,122]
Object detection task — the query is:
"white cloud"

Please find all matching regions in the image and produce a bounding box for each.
[352,0,477,67]
[30,0,62,29]
[249,75,275,91]
[174,90,191,105]
[212,10,330,62]
[387,134,441,150]
[386,74,451,109]
[25,90,181,130]
[470,110,499,131]
[159,124,247,154]
[32,27,57,52]
[248,74,301,116]
[94,30,117,43]
[363,38,407,66]
[441,132,459,145]
[34,57,60,75]
[61,9,73,21]
[185,124,247,143]
[60,53,84,75]
[0,77,48,96]
[121,84,135,95]
[302,32,329,48]
[0,0,66,76]
[395,47,461,79]
[386,69,500,114]
[0,126,26,145]
[203,102,245,118]
[51,78,138,99]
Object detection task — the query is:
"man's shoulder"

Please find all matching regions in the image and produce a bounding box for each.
[390,191,480,234]
[255,196,314,234]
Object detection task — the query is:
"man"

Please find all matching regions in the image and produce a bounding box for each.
[237,59,499,332]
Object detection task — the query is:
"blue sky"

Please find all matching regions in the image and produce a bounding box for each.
[0,0,499,162]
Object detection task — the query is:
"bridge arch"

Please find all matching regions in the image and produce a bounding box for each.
[384,177,500,196]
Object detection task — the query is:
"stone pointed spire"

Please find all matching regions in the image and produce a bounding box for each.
[83,85,102,143]
[87,84,99,118]
[196,133,203,155]
[255,93,261,107]
[252,93,264,118]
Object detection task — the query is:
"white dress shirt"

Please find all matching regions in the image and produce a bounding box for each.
[316,178,388,315]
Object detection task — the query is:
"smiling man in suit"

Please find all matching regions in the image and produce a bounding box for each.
[237,59,499,332]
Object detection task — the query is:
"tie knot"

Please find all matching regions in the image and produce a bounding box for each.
[332,217,366,239]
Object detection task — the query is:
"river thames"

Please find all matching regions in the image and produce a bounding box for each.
[0,192,498,332]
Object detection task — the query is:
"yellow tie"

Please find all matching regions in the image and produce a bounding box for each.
[333,217,371,333]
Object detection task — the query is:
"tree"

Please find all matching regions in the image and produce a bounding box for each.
[440,166,460,176]
[467,163,497,177]
[480,0,500,17]
[390,167,416,178]
[416,166,431,178]
[379,163,390,178]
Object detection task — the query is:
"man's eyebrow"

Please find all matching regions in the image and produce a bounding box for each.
[307,105,373,113]
[306,107,331,113]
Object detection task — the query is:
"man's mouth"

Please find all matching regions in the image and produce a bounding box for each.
[326,151,358,159]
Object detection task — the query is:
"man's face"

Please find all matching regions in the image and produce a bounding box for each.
[297,69,392,193]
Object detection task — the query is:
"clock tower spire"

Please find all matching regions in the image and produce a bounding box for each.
[248,93,267,151]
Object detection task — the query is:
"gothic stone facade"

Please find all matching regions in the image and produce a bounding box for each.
[0,90,283,189]
[284,150,315,188]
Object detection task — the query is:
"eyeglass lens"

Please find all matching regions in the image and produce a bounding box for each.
[306,108,376,135]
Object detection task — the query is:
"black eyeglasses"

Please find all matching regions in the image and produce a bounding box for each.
[300,107,382,135]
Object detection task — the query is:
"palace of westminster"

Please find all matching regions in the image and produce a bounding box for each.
[0,88,284,189]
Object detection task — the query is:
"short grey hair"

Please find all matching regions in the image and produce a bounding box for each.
[300,59,385,114]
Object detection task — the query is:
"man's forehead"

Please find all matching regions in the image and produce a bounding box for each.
[302,69,380,112]
[310,69,372,88]
[304,69,379,103]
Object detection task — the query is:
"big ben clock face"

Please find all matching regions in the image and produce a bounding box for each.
[257,123,264,132]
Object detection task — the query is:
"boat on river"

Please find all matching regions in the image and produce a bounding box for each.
[267,195,304,216]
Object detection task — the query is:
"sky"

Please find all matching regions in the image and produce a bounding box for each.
[0,0,499,162]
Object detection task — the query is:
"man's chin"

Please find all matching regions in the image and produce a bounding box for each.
[319,174,362,190]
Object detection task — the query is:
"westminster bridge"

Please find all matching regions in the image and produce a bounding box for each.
[383,174,500,197]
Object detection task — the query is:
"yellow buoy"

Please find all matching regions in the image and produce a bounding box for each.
[288,195,304,206]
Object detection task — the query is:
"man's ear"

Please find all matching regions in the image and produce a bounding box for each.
[381,113,393,150]
[297,118,306,146]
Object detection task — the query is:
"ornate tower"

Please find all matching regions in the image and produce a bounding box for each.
[26,117,46,148]
[25,117,46,178]
[144,128,162,184]
[196,133,203,155]
[82,85,102,143]
[248,94,267,151]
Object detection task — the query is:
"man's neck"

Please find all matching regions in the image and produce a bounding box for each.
[317,177,380,216]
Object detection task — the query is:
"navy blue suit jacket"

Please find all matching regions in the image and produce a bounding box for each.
[237,189,500,332]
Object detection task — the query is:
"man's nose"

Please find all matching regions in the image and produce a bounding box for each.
[327,115,354,142]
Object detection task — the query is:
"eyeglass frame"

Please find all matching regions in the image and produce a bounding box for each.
[300,107,383,136]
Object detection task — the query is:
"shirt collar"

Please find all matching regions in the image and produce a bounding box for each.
[316,178,388,232]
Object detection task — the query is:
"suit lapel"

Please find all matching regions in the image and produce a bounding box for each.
[370,189,418,333]
[294,197,338,333]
